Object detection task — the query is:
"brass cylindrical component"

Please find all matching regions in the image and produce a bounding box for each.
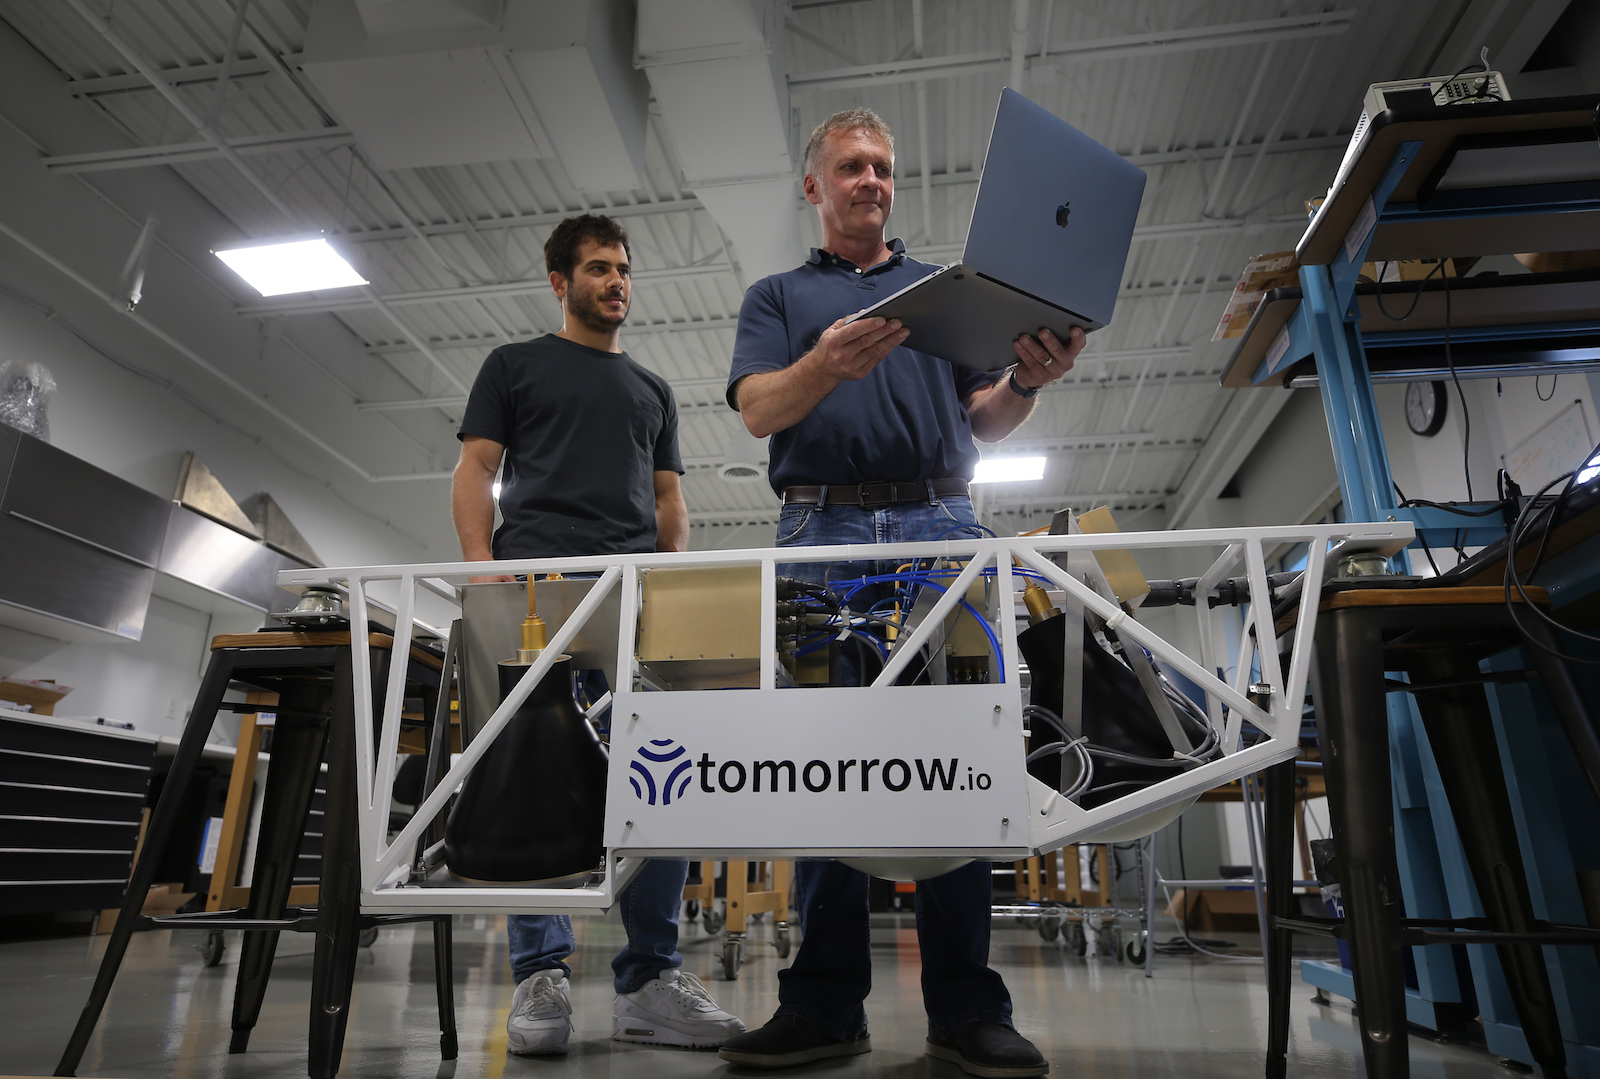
[517,577,548,662]
[1023,582,1061,625]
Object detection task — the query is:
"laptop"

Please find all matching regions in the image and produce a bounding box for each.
[849,88,1147,372]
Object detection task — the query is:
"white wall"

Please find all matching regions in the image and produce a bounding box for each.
[0,19,465,740]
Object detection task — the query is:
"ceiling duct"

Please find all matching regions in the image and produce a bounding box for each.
[717,426,767,483]
[637,0,803,284]
[303,0,648,189]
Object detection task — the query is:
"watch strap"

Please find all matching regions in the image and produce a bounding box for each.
[1006,366,1039,399]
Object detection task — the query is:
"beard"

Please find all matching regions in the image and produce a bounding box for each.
[566,278,629,334]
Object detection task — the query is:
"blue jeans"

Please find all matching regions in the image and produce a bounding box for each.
[771,494,1014,1040]
[506,667,687,994]
[508,859,689,993]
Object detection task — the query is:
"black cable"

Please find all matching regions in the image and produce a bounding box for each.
[1371,260,1473,499]
[1441,270,1473,501]
[1536,374,1558,402]
[1370,259,1445,323]
[1502,453,1600,665]
[1431,49,1504,106]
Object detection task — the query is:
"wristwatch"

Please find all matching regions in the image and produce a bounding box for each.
[1006,365,1039,399]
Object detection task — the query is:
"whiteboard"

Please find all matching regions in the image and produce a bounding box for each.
[1502,400,1593,492]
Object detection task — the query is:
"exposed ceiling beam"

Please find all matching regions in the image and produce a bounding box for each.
[788,12,1354,91]
[40,127,355,173]
[63,54,301,96]
[254,268,1234,320]
[340,198,704,245]
[237,264,733,317]
[330,135,1342,246]
[361,319,739,360]
[355,349,1206,412]
[914,213,1305,264]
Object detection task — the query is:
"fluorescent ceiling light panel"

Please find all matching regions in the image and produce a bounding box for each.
[215,238,367,296]
[972,456,1046,484]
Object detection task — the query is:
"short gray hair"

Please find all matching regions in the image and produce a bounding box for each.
[803,108,895,180]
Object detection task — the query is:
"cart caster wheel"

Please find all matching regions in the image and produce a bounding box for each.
[200,931,225,967]
[774,923,791,959]
[1125,939,1146,964]
[1070,924,1088,957]
[1039,917,1060,942]
[722,939,742,980]
[359,926,379,949]
[685,900,701,922]
[704,908,725,935]
[1311,988,1330,1006]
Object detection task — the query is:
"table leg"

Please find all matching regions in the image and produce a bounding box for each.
[1264,759,1298,1079]
[308,649,362,1079]
[55,653,235,1077]
[433,917,457,1059]
[1311,610,1409,1079]
[1408,648,1567,1079]
[231,695,331,1053]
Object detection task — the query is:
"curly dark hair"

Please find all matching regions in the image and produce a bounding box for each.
[544,213,631,279]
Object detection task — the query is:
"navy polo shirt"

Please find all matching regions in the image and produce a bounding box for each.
[728,239,999,494]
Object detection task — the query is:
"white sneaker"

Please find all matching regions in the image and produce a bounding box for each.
[507,972,572,1056]
[612,969,746,1048]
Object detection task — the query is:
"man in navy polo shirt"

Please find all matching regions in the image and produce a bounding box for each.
[717,110,1083,1078]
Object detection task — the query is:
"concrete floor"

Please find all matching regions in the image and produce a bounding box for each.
[3,911,1517,1078]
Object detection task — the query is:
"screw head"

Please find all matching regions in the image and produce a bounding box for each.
[993,705,1002,714]
[625,820,634,828]
[1001,817,1010,826]
[630,713,639,721]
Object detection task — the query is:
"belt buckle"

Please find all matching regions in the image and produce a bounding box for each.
[858,483,890,509]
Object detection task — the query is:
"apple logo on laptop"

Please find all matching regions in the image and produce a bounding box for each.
[1055,202,1071,227]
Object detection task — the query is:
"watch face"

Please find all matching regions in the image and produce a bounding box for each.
[1405,381,1446,436]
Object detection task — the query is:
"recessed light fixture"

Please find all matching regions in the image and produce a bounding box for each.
[972,456,1046,484]
[214,237,367,297]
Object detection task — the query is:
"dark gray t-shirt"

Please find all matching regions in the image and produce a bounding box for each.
[457,334,682,559]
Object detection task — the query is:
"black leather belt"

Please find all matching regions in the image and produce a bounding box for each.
[781,479,969,507]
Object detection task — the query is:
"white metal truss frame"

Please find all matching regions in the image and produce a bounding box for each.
[278,520,1410,914]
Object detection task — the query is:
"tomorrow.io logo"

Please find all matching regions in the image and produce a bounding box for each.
[629,741,992,804]
[629,739,693,805]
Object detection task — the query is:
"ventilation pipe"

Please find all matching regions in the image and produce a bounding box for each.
[636,1,803,286]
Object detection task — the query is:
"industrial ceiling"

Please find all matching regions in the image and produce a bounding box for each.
[0,0,1580,553]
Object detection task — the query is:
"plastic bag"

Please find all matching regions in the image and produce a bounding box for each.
[0,360,57,441]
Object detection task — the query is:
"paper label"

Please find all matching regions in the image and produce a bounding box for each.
[1343,196,1377,263]
[199,816,224,874]
[1265,325,1292,373]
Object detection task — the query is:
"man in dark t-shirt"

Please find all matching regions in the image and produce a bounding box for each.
[718,111,1084,1078]
[452,214,742,1057]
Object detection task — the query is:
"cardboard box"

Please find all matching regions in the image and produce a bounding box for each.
[1166,887,1260,932]
[1213,251,1300,341]
[0,677,72,715]
[1516,250,1600,274]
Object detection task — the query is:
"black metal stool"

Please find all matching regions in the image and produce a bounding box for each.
[56,630,458,1079]
[1263,583,1600,1079]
